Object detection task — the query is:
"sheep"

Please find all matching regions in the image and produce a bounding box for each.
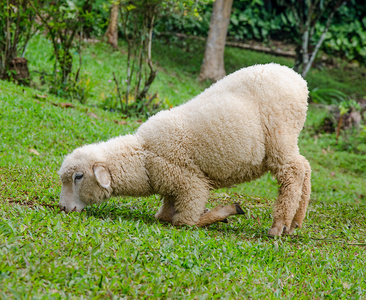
[59,63,311,236]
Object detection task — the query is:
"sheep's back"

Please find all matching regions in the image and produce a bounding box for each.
[138,63,308,187]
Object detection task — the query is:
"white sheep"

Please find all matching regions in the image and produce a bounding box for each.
[59,63,311,236]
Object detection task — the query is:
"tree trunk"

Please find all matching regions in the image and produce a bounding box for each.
[199,0,233,82]
[105,2,119,49]
[300,5,338,78]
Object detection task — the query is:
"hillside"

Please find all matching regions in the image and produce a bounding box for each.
[1,37,366,298]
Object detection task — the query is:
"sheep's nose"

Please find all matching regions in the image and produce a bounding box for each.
[59,204,66,212]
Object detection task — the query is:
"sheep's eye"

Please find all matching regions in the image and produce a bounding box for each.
[75,173,84,180]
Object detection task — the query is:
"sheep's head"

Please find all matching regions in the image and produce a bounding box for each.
[58,147,112,213]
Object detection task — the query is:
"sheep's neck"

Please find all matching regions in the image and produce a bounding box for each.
[106,135,153,197]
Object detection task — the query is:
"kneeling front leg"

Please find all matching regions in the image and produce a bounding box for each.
[155,195,176,223]
[170,186,244,227]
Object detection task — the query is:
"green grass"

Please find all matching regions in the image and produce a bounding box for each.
[1,35,366,298]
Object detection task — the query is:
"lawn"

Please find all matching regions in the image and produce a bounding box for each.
[0,35,366,299]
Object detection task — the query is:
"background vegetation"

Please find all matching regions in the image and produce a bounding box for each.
[1,0,366,298]
[159,0,366,64]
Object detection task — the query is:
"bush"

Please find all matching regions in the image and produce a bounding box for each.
[156,0,366,65]
[309,88,348,105]
[0,0,40,83]
[321,2,366,64]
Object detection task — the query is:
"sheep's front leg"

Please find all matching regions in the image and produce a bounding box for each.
[155,195,176,223]
[164,174,245,227]
[171,179,210,226]
[196,203,244,227]
[172,194,208,226]
[269,157,305,236]
[286,156,311,234]
[169,179,245,227]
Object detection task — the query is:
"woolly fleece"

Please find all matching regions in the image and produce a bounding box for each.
[59,63,311,236]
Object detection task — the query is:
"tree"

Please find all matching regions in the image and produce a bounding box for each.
[281,0,348,78]
[105,1,119,49]
[116,0,159,114]
[199,0,233,82]
[102,0,212,115]
[31,0,84,84]
[0,0,40,83]
[112,0,209,115]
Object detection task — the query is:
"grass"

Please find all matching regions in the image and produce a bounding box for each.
[1,35,366,298]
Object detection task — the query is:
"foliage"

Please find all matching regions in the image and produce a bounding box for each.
[115,0,160,114]
[335,126,366,154]
[336,98,362,145]
[30,0,95,102]
[31,0,81,83]
[155,1,212,37]
[78,0,107,38]
[278,0,346,77]
[309,88,348,105]
[49,72,94,104]
[228,0,289,42]
[156,0,294,42]
[303,102,366,155]
[157,0,366,66]
[107,0,212,116]
[338,99,361,116]
[322,0,366,64]
[0,0,40,82]
[324,19,366,65]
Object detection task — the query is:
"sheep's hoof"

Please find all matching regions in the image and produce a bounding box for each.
[268,226,284,237]
[234,203,244,214]
[284,227,295,235]
[284,222,300,235]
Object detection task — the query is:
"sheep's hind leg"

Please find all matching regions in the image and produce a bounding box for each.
[269,156,305,236]
[285,156,311,234]
[155,195,176,223]
[196,203,244,227]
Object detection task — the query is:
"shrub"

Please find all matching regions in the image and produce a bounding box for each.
[0,0,41,83]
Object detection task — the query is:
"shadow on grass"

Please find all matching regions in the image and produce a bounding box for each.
[84,202,160,226]
[82,201,265,234]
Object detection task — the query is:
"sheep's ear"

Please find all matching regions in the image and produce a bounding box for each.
[93,165,111,189]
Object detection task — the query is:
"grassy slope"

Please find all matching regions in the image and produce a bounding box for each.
[1,36,366,299]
